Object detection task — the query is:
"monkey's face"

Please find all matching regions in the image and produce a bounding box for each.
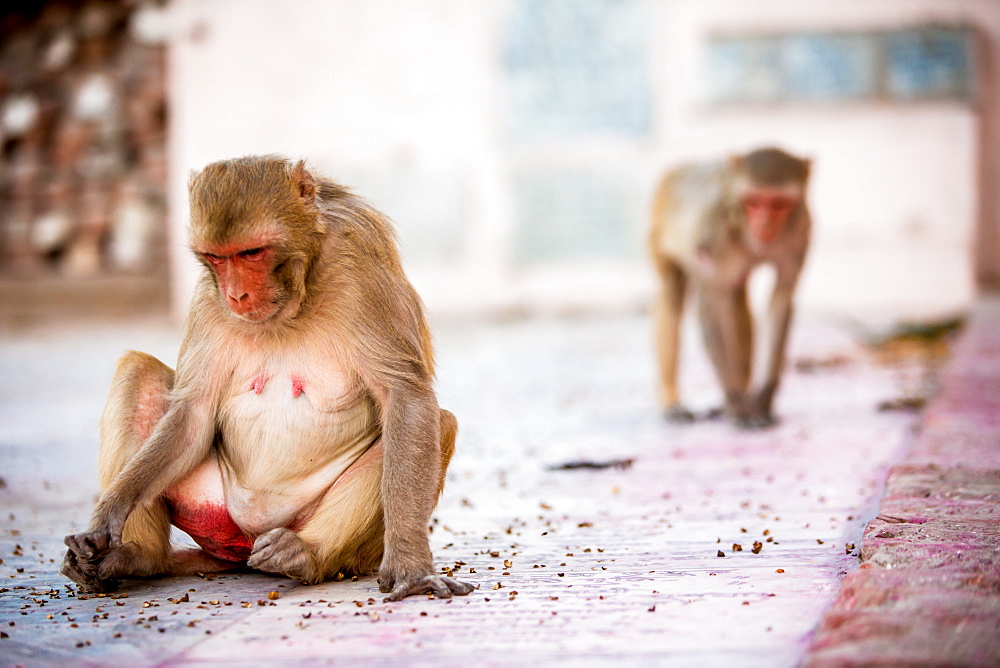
[198,243,287,322]
[739,186,800,246]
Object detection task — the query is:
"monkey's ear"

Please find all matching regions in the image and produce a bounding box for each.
[290,160,317,205]
[802,158,813,182]
[187,169,200,192]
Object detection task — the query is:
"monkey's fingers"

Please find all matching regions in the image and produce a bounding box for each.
[382,574,475,602]
[60,549,119,592]
[247,528,317,583]
[64,530,111,559]
[60,549,98,580]
[440,576,475,597]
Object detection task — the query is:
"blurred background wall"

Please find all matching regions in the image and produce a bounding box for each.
[0,0,169,320]
[2,0,998,327]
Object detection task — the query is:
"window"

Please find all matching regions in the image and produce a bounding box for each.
[706,27,975,105]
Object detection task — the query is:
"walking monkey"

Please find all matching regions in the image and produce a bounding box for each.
[649,147,811,428]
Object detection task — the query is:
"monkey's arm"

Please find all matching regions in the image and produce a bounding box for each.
[372,380,473,601]
[752,264,802,420]
[65,370,218,564]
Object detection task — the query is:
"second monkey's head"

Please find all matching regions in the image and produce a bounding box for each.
[728,147,811,249]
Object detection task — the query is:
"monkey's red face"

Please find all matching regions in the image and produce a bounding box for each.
[740,189,799,245]
[200,244,284,322]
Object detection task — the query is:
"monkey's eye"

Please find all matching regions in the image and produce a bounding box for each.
[203,253,225,265]
[239,248,265,260]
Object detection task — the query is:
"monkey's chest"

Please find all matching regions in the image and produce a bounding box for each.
[222,368,373,447]
[215,366,379,531]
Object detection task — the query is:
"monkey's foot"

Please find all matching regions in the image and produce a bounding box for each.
[733,412,777,430]
[663,404,696,424]
[379,573,475,602]
[248,528,318,583]
[703,406,726,421]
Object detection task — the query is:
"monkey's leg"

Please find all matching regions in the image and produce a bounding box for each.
[62,352,236,590]
[749,279,797,427]
[731,284,774,429]
[62,351,174,589]
[248,436,385,584]
[249,409,473,599]
[653,257,694,423]
[697,285,754,425]
[247,410,456,581]
[436,408,458,495]
[378,409,472,600]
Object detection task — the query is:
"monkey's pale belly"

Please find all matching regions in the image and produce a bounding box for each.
[165,371,379,561]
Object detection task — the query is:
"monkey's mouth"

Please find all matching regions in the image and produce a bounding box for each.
[228,301,281,323]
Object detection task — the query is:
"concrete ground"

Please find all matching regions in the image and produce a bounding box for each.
[0,299,996,666]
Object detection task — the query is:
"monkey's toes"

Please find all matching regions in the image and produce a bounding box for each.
[663,405,696,424]
[248,528,313,580]
[382,574,475,602]
[735,413,777,430]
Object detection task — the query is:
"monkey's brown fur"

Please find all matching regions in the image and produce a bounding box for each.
[649,147,811,428]
[63,155,473,600]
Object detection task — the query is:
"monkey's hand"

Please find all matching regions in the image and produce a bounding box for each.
[61,530,121,592]
[740,385,777,430]
[379,570,475,602]
[62,499,132,591]
[378,551,476,601]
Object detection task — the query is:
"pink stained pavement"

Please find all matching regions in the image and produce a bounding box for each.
[805,295,1000,666]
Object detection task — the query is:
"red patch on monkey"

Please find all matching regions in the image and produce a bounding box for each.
[167,501,254,562]
[291,376,304,398]
[741,192,797,245]
[251,373,267,394]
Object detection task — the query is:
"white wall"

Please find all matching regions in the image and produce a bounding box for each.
[166,0,998,326]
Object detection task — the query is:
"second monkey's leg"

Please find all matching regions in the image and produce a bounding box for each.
[697,284,754,426]
[653,256,694,422]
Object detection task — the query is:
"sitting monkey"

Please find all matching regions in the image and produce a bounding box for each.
[62,155,474,601]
